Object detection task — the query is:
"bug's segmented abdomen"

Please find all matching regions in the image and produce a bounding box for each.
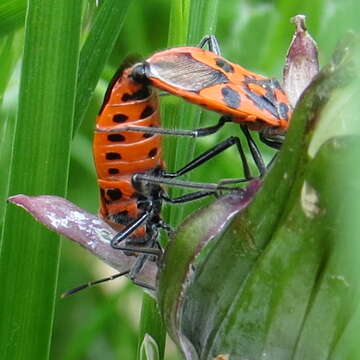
[93,68,163,239]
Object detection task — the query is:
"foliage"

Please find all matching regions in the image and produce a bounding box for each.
[0,0,359,359]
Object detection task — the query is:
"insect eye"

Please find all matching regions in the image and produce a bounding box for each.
[131,63,150,84]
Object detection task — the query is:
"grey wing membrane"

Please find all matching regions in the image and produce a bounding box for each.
[148,52,229,92]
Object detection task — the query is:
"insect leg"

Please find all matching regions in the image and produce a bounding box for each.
[259,132,283,150]
[111,212,150,249]
[113,244,162,256]
[131,278,156,291]
[112,213,163,256]
[240,125,266,176]
[129,255,157,290]
[198,35,222,55]
[266,153,278,171]
[133,174,241,191]
[61,270,130,297]
[96,115,231,138]
[160,136,252,180]
[161,190,216,204]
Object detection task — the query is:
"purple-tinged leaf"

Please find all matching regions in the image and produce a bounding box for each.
[158,180,261,352]
[8,194,157,289]
[283,14,319,107]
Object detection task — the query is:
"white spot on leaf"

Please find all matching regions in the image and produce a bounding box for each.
[69,210,87,222]
[330,274,350,287]
[301,181,320,218]
[47,212,69,228]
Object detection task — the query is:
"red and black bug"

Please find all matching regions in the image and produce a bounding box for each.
[131,47,290,133]
[125,36,293,178]
[131,36,292,147]
[93,62,248,287]
[94,66,167,283]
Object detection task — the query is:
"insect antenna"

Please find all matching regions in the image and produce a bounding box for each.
[61,270,130,298]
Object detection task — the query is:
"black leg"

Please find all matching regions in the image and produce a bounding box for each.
[161,190,216,204]
[240,125,266,176]
[131,278,156,291]
[114,244,162,256]
[111,212,150,249]
[129,254,157,291]
[266,153,278,171]
[160,135,252,180]
[259,132,283,150]
[198,35,222,55]
[61,270,130,297]
[133,173,240,192]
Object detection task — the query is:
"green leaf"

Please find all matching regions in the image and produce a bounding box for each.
[165,0,220,225]
[139,2,221,359]
[0,0,26,35]
[0,32,23,104]
[73,0,133,134]
[0,0,81,358]
[138,293,166,360]
[158,35,359,359]
[62,287,137,360]
[0,31,24,222]
[139,333,160,360]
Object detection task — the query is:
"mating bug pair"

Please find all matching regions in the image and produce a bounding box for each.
[91,35,292,289]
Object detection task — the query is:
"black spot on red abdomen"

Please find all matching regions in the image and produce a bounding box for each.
[107,188,123,201]
[113,114,128,123]
[106,152,122,160]
[122,87,150,101]
[140,105,154,119]
[148,148,158,158]
[107,134,125,142]
[108,168,119,175]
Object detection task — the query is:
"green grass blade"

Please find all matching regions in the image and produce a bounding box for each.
[61,287,137,360]
[167,0,190,46]
[137,293,166,360]
[0,110,16,227]
[0,0,81,358]
[139,333,161,360]
[162,0,190,169]
[166,0,220,226]
[0,32,23,223]
[138,1,220,359]
[0,0,26,35]
[137,2,192,358]
[73,0,133,134]
[0,33,22,104]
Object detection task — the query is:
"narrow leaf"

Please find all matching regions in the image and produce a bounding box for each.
[0,0,26,35]
[140,2,221,359]
[0,1,81,358]
[139,333,160,360]
[8,194,157,288]
[283,15,319,106]
[73,0,133,134]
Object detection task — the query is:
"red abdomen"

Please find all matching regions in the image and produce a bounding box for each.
[93,67,163,240]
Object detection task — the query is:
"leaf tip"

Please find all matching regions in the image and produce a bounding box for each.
[7,194,28,206]
[283,14,319,107]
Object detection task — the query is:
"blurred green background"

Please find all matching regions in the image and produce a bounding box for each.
[1,0,359,359]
